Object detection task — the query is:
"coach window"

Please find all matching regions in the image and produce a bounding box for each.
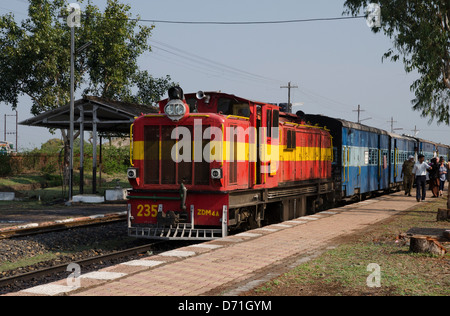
[217,97,250,117]
[266,109,272,138]
[285,130,296,150]
[272,110,279,139]
[186,98,198,113]
[217,98,232,115]
[265,109,279,139]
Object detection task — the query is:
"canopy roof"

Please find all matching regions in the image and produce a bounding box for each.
[20,96,157,133]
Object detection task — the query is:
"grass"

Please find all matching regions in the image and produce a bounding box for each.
[0,253,59,273]
[0,175,52,187]
[251,196,450,296]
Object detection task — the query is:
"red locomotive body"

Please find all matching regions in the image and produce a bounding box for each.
[127,88,335,240]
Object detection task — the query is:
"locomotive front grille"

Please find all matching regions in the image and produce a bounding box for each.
[144,125,210,186]
[128,224,223,241]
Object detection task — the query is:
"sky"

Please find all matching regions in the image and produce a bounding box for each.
[1,0,450,150]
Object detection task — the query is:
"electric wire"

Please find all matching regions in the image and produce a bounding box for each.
[137,15,366,25]
[149,39,281,84]
[76,14,366,25]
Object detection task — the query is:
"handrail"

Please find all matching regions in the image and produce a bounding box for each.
[129,123,134,167]
[342,147,346,183]
[394,148,398,177]
[347,147,350,182]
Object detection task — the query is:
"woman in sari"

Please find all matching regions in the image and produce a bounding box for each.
[429,158,440,198]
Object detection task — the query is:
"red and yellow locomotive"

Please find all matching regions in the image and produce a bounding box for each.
[127,87,335,240]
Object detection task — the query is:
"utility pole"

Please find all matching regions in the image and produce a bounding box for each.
[412,126,420,136]
[388,117,403,133]
[280,82,298,113]
[61,5,90,202]
[353,104,371,123]
[69,25,75,203]
[4,110,18,152]
[65,3,82,204]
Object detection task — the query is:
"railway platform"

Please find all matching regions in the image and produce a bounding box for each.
[6,191,421,296]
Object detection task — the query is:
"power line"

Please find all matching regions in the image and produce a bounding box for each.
[137,16,366,25]
[149,51,273,88]
[149,40,280,85]
[72,14,366,25]
[147,50,282,91]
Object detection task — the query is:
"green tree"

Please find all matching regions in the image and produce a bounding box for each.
[343,1,450,123]
[40,138,64,153]
[343,0,450,208]
[0,0,174,181]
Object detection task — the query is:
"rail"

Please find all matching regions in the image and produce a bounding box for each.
[0,212,127,240]
[0,243,166,289]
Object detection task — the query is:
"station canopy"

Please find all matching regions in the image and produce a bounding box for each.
[20,96,157,133]
[19,96,159,196]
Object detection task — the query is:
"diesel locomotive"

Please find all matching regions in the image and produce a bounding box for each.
[127,87,335,240]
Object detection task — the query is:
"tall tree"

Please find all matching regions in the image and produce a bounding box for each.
[343,0,450,208]
[343,1,450,123]
[0,0,175,181]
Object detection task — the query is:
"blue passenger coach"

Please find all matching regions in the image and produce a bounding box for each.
[305,115,390,199]
[437,144,450,161]
[304,114,450,201]
[414,137,437,162]
[388,133,416,188]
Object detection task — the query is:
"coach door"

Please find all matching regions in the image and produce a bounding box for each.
[254,106,262,186]
[342,145,349,196]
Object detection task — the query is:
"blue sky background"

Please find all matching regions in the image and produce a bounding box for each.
[1,0,450,150]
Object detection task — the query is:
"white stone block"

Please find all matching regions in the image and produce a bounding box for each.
[105,188,128,201]
[0,192,15,201]
[72,194,105,204]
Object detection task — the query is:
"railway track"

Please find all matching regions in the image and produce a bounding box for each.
[0,241,182,294]
[0,212,127,240]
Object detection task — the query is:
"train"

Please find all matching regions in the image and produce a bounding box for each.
[126,87,450,241]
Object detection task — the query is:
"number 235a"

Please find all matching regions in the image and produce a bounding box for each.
[136,204,158,217]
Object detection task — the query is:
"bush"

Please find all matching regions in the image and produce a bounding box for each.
[40,162,57,180]
[0,155,12,176]
[101,146,130,174]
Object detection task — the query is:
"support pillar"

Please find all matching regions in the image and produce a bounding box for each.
[92,105,98,194]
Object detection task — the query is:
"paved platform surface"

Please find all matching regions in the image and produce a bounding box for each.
[6,192,421,296]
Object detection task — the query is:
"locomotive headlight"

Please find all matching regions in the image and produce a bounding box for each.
[164,100,187,121]
[165,104,175,116]
[127,168,138,179]
[175,104,185,115]
[211,168,223,180]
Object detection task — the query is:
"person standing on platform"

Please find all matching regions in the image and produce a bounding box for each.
[401,155,415,196]
[429,158,440,198]
[413,154,432,202]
